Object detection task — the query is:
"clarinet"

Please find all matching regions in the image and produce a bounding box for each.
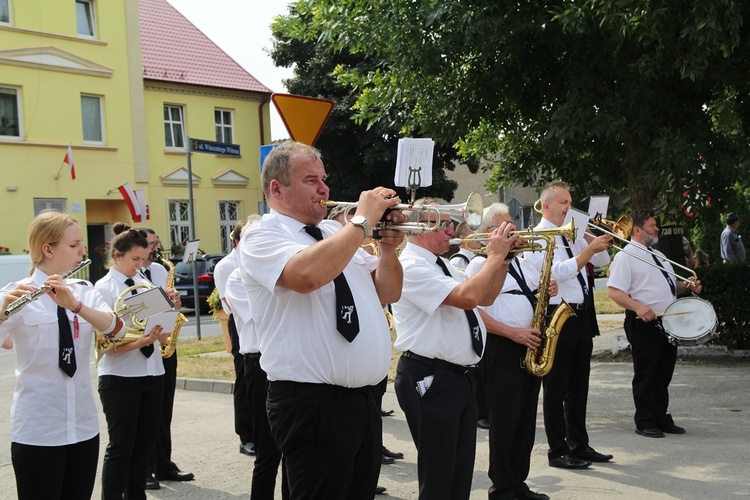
[3,259,92,317]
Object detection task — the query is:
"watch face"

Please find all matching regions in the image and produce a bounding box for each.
[351,215,365,224]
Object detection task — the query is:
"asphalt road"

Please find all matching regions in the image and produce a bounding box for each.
[1,318,749,499]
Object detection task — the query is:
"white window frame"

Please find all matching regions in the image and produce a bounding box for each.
[1,0,11,25]
[164,104,186,150]
[215,108,233,144]
[218,200,241,254]
[34,199,67,216]
[81,94,104,144]
[0,85,21,138]
[168,200,191,255]
[75,0,96,38]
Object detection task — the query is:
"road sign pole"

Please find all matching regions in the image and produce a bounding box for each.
[186,139,201,340]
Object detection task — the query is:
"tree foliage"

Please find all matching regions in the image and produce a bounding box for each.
[298,0,750,222]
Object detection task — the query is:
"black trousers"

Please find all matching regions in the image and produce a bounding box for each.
[148,351,178,477]
[624,310,678,430]
[229,314,254,444]
[394,354,477,500]
[485,335,541,499]
[99,374,164,500]
[475,356,489,420]
[542,308,594,459]
[11,434,99,500]
[266,380,381,500]
[243,354,288,500]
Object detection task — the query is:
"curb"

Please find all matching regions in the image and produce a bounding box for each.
[177,377,234,394]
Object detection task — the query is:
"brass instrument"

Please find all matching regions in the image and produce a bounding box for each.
[152,252,187,358]
[454,220,578,255]
[3,259,91,317]
[321,192,484,233]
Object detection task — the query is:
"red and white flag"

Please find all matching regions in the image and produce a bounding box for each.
[63,146,76,180]
[134,189,149,221]
[117,183,143,222]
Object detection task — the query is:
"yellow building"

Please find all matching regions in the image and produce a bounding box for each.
[0,0,271,281]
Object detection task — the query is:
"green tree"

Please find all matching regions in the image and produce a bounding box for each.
[300,0,750,219]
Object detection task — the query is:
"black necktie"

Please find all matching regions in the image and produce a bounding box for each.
[560,235,591,304]
[303,225,360,342]
[650,251,676,296]
[506,257,538,310]
[144,268,152,282]
[126,277,154,357]
[57,305,77,377]
[435,257,484,356]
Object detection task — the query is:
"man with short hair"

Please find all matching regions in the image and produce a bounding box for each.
[720,212,746,263]
[449,221,482,271]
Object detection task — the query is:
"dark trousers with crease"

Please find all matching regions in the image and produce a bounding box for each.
[99,374,164,500]
[229,314,254,444]
[395,355,477,500]
[542,309,594,459]
[624,310,678,430]
[148,351,178,477]
[486,334,541,498]
[12,434,99,500]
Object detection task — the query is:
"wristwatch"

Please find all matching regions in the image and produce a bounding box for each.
[349,215,370,239]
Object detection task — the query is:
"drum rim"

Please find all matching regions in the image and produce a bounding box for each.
[661,296,717,343]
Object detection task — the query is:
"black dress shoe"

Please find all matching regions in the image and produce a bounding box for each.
[239,441,256,456]
[155,469,195,482]
[375,485,387,495]
[574,447,613,462]
[659,423,686,434]
[635,427,665,438]
[382,446,404,459]
[380,409,394,417]
[381,455,395,464]
[477,418,490,430]
[145,476,160,490]
[516,490,550,500]
[548,454,591,469]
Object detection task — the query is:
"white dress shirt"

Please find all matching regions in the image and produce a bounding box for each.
[214,248,239,309]
[225,267,258,354]
[520,217,610,305]
[143,261,168,289]
[95,269,165,377]
[392,242,487,366]
[241,211,390,388]
[449,248,475,271]
[608,242,676,315]
[0,269,111,446]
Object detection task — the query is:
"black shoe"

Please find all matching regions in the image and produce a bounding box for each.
[477,418,490,430]
[155,469,195,482]
[239,441,256,456]
[145,476,160,490]
[382,446,404,459]
[574,447,613,462]
[548,454,591,469]
[375,485,387,495]
[516,490,550,500]
[381,455,395,465]
[635,427,665,438]
[659,423,686,434]
[380,409,394,417]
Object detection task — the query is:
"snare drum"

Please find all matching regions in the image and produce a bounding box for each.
[660,296,717,346]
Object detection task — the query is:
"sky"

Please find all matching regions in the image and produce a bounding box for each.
[166,0,296,141]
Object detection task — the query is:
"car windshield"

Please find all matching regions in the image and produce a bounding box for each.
[174,261,207,276]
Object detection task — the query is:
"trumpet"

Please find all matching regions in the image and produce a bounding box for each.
[4,259,91,317]
[450,220,578,255]
[321,192,484,235]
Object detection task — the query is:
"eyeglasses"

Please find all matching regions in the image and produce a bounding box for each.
[422,219,454,232]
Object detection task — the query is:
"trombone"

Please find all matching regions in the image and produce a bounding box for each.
[451,220,578,254]
[320,192,484,234]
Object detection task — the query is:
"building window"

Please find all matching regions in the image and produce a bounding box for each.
[215,109,233,144]
[1,0,11,24]
[164,105,185,149]
[81,95,103,143]
[0,86,20,137]
[34,199,67,216]
[168,200,191,256]
[218,201,240,254]
[75,0,96,37]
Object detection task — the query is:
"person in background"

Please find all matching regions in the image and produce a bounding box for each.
[138,228,194,489]
[449,221,482,271]
[0,211,123,500]
[693,249,710,268]
[720,212,746,263]
[214,218,256,457]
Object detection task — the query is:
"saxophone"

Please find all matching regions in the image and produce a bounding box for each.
[153,252,188,358]
[521,221,577,377]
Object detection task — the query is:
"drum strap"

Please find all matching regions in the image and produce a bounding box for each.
[649,251,676,296]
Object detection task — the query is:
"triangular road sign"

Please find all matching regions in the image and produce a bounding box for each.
[271,93,334,146]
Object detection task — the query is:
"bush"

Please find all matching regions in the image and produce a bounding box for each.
[696,263,750,349]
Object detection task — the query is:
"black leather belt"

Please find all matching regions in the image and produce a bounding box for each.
[402,350,478,374]
[242,352,261,360]
[548,302,586,313]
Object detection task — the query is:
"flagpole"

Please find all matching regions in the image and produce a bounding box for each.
[186,138,201,340]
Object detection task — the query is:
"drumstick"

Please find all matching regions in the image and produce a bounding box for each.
[637,310,694,320]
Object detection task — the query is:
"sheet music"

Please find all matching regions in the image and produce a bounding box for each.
[394,138,434,188]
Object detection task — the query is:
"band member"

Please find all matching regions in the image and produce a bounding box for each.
[521,181,613,469]
[449,221,482,271]
[392,199,515,499]
[466,203,553,500]
[0,211,122,500]
[241,140,404,498]
[95,223,173,500]
[608,210,702,438]
[214,218,256,457]
[138,228,193,488]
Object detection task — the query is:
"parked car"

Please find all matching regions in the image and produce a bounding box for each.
[170,253,225,313]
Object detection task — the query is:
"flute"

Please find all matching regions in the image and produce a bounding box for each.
[3,259,92,317]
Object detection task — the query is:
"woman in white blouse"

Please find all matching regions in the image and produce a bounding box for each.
[0,211,123,500]
[95,222,168,500]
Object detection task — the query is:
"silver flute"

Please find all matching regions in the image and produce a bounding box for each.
[3,259,92,317]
